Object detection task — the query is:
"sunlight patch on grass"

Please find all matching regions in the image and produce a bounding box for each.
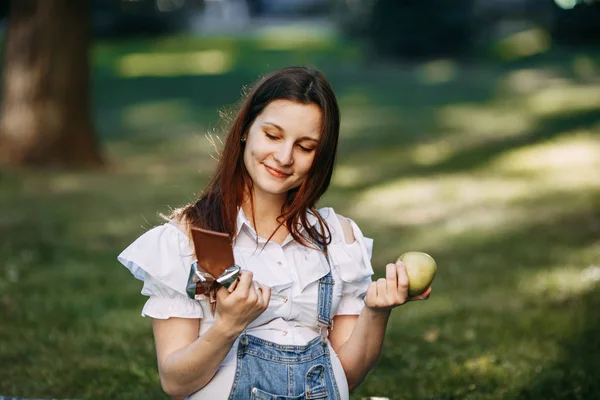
[348,173,557,252]
[437,103,536,139]
[519,265,600,302]
[257,35,334,51]
[340,106,400,139]
[350,132,600,248]
[417,59,458,85]
[494,27,551,60]
[150,35,238,52]
[351,134,600,227]
[501,68,568,95]
[410,140,454,166]
[122,99,190,130]
[117,49,234,77]
[493,132,600,170]
[489,133,600,188]
[256,25,335,51]
[351,174,535,227]
[332,165,369,188]
[526,83,600,116]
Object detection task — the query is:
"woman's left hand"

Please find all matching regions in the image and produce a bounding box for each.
[364,260,431,312]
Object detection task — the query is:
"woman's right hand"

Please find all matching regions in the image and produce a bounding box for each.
[214,270,271,335]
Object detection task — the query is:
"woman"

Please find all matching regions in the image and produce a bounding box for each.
[118,66,431,399]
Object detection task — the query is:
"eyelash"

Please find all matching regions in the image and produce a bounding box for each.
[265,132,314,153]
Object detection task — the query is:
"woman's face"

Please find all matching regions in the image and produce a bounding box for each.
[243,99,322,201]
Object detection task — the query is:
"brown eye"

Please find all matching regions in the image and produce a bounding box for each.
[298,145,314,153]
[265,132,277,140]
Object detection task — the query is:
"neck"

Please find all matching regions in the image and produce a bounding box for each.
[243,189,286,223]
[242,187,290,240]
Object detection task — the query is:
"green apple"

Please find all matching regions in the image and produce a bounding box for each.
[397,251,437,296]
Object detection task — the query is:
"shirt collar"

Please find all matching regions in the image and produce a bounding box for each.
[235,207,252,237]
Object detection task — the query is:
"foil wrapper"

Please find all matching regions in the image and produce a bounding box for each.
[186,261,241,300]
[186,225,240,302]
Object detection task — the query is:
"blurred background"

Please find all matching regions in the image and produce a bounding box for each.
[0,0,599,399]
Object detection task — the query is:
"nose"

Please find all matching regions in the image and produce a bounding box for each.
[273,142,294,166]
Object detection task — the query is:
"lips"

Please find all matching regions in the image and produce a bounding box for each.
[264,164,291,178]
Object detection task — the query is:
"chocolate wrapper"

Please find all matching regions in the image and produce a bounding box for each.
[186,226,241,300]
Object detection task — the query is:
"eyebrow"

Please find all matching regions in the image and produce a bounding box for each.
[263,122,319,142]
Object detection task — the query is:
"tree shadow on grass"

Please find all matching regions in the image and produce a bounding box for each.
[339,106,600,197]
[418,109,600,175]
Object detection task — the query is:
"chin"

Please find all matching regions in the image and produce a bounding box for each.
[260,185,292,196]
[255,180,299,197]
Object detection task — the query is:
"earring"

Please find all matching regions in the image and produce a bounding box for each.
[241,137,246,143]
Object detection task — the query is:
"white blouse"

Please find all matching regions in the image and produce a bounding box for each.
[118,207,374,399]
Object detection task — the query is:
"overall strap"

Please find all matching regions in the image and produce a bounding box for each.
[313,215,335,344]
[317,269,334,343]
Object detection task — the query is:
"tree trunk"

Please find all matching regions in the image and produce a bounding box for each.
[0,0,102,168]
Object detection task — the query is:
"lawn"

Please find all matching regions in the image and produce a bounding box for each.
[1,27,600,400]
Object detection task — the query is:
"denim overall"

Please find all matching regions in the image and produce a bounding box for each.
[227,269,341,400]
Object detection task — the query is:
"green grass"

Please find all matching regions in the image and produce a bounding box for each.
[1,31,600,399]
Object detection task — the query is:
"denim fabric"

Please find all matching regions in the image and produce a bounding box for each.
[227,271,341,400]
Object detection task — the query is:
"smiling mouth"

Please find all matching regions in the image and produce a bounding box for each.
[264,164,291,178]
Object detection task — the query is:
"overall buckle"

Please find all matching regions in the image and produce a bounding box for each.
[319,326,329,345]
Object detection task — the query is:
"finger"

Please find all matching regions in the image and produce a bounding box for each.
[410,286,432,301]
[235,271,253,297]
[376,278,387,299]
[385,263,397,294]
[246,285,258,304]
[396,261,409,295]
[252,281,262,302]
[216,285,230,301]
[366,282,377,303]
[227,278,239,293]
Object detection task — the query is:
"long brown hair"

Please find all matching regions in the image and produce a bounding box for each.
[173,66,340,250]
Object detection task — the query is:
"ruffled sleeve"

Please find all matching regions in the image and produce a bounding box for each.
[319,208,374,316]
[117,223,205,319]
